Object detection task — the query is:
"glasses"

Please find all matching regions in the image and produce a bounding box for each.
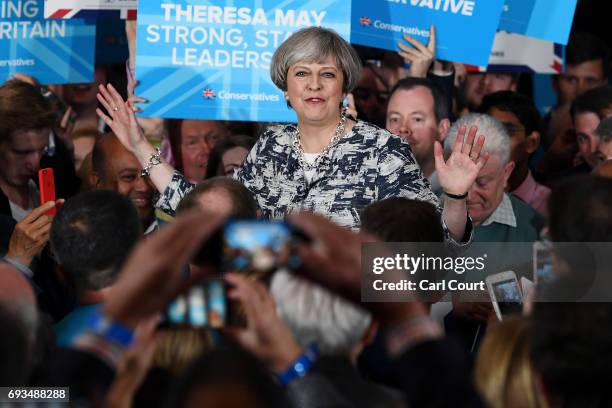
[352,87,389,104]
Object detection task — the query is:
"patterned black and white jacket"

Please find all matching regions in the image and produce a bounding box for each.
[156,121,471,246]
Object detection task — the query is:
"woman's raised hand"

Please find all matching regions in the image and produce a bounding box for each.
[96,83,147,154]
[434,125,489,196]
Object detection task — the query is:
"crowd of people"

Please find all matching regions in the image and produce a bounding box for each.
[1,19,612,408]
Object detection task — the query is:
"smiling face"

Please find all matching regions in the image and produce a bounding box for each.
[285,57,344,127]
[92,137,154,226]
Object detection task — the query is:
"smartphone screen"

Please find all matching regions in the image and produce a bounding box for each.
[223,220,302,276]
[163,279,226,328]
[492,279,523,317]
[38,168,56,216]
[207,280,226,328]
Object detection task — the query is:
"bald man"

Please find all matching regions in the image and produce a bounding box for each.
[90,134,155,232]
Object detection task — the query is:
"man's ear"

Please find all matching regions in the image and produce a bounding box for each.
[526,131,541,155]
[503,161,516,187]
[89,172,102,188]
[438,118,451,142]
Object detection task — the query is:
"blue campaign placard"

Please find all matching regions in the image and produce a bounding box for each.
[350,0,505,67]
[135,0,351,122]
[498,0,535,34]
[499,0,577,45]
[0,0,96,84]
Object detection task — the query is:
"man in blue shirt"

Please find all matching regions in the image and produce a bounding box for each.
[51,190,140,346]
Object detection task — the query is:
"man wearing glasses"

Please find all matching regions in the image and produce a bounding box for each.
[480,91,551,217]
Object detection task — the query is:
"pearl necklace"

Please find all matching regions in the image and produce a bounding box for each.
[293,108,347,171]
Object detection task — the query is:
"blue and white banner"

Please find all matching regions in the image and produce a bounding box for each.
[350,0,505,67]
[475,32,564,74]
[44,0,137,19]
[0,0,96,84]
[135,0,350,122]
[499,0,577,45]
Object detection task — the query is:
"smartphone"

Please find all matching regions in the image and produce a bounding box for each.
[486,271,523,321]
[162,278,227,329]
[162,220,306,329]
[533,241,554,286]
[222,220,307,277]
[38,168,56,216]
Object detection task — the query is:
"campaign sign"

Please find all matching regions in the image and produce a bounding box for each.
[44,0,137,19]
[135,1,350,122]
[499,0,577,45]
[350,0,505,67]
[478,32,564,74]
[0,0,95,84]
[488,32,564,74]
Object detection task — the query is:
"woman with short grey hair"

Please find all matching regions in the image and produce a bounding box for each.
[270,27,362,97]
[97,26,487,243]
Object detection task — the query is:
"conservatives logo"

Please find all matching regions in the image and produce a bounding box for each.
[202,88,216,99]
[360,16,372,26]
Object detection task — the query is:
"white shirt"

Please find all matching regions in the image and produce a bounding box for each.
[9,180,40,221]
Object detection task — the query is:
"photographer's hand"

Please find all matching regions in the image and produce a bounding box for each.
[103,210,226,328]
[224,273,303,372]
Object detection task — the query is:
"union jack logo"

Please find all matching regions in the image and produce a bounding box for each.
[360,16,371,26]
[202,88,216,99]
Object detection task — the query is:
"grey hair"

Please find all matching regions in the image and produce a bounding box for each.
[270,270,371,355]
[270,26,362,93]
[444,113,512,164]
[596,117,612,143]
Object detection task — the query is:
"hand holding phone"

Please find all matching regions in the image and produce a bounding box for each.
[38,168,56,216]
[486,271,523,321]
[223,220,306,278]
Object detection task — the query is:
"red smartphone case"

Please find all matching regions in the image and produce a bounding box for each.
[38,168,56,216]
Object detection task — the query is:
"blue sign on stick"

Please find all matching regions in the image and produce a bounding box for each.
[499,0,577,45]
[135,0,351,122]
[0,0,96,84]
[350,0,505,67]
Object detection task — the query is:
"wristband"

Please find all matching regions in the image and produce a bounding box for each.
[86,311,135,347]
[276,343,319,386]
[141,147,162,177]
[444,190,468,200]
